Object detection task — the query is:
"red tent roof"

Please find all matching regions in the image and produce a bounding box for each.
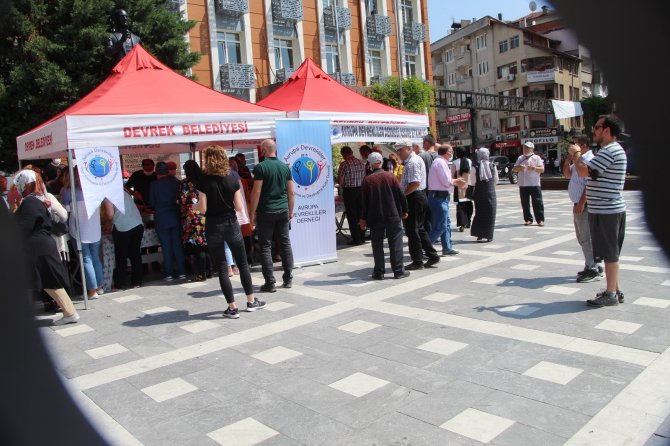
[17,45,283,158]
[51,44,278,117]
[257,57,425,120]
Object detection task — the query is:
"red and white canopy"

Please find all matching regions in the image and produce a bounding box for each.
[17,45,284,160]
[257,58,429,143]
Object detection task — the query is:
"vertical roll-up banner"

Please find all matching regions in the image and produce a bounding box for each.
[75,146,124,218]
[276,119,337,265]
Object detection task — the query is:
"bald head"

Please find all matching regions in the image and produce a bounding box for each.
[261,139,277,157]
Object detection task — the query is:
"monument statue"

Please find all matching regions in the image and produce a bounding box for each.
[105,9,141,63]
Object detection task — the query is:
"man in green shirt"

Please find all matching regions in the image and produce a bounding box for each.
[249,139,295,292]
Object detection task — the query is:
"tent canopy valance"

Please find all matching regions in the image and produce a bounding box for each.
[17,45,284,160]
[256,58,429,144]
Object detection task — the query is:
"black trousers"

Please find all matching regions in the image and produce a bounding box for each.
[206,217,253,303]
[370,222,404,275]
[456,201,473,228]
[405,191,438,263]
[256,209,294,284]
[519,186,545,223]
[342,186,364,242]
[112,224,144,289]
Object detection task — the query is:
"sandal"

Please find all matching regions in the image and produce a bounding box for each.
[524,221,532,226]
[538,221,545,227]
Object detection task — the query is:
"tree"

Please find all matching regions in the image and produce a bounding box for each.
[0,0,200,171]
[368,76,434,114]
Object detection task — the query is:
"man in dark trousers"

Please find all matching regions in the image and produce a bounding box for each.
[396,138,440,270]
[337,145,366,245]
[359,152,409,280]
[249,139,295,292]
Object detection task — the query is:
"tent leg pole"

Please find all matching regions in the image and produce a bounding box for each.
[67,150,89,310]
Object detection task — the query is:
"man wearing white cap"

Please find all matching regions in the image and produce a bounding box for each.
[513,141,545,226]
[359,152,409,280]
[396,138,440,270]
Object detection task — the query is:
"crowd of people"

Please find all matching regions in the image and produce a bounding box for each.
[3,139,298,324]
[3,113,629,326]
[346,113,628,308]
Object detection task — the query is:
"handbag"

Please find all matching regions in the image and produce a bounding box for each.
[464,185,475,200]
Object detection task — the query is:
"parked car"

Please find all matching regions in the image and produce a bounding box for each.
[490,155,518,183]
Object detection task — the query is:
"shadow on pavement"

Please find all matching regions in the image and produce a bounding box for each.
[475,300,593,319]
[122,310,224,327]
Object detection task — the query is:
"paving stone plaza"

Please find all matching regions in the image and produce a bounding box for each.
[37,185,670,446]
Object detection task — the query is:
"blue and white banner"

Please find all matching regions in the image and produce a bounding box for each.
[75,146,124,218]
[276,119,336,265]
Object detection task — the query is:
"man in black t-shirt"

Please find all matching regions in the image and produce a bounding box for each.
[125,158,157,206]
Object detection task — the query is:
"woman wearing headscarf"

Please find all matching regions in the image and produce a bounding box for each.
[470,147,498,242]
[452,147,474,232]
[194,146,264,319]
[13,170,79,325]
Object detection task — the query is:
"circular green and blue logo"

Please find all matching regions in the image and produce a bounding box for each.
[283,144,330,198]
[88,156,112,178]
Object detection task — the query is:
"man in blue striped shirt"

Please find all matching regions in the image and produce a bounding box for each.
[568,114,627,307]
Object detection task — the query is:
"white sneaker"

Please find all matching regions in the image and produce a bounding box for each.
[53,312,80,326]
[96,288,105,296]
[87,292,99,300]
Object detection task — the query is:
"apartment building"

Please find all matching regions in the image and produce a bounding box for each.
[176,0,431,104]
[431,11,589,161]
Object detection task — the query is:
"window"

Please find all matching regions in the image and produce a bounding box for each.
[510,35,519,49]
[499,39,508,53]
[476,34,487,50]
[323,0,335,6]
[559,84,564,99]
[405,54,416,77]
[217,32,241,64]
[445,49,453,62]
[366,0,377,14]
[369,50,382,76]
[448,72,457,85]
[496,62,517,79]
[482,113,492,129]
[401,0,413,25]
[274,38,294,69]
[324,43,339,73]
[478,61,489,76]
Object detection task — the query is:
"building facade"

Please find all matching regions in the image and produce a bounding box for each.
[431,10,599,161]
[177,0,432,104]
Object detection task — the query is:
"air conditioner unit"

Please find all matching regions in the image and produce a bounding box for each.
[495,135,502,141]
[507,73,515,81]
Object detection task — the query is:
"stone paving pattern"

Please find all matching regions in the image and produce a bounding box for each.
[36,186,670,446]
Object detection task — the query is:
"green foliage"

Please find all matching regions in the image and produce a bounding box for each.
[368,76,434,114]
[0,0,200,171]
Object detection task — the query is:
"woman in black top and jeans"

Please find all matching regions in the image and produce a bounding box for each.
[194,146,264,318]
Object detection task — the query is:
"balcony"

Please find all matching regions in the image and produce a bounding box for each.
[370,74,386,84]
[167,0,185,13]
[275,67,295,83]
[220,63,255,89]
[214,0,248,14]
[367,14,391,37]
[329,72,356,86]
[455,52,471,69]
[403,22,426,43]
[323,6,352,31]
[272,0,303,21]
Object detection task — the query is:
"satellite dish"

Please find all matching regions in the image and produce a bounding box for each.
[529,1,537,11]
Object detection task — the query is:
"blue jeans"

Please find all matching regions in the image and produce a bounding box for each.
[81,240,103,290]
[224,242,235,266]
[156,225,185,278]
[428,193,453,251]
